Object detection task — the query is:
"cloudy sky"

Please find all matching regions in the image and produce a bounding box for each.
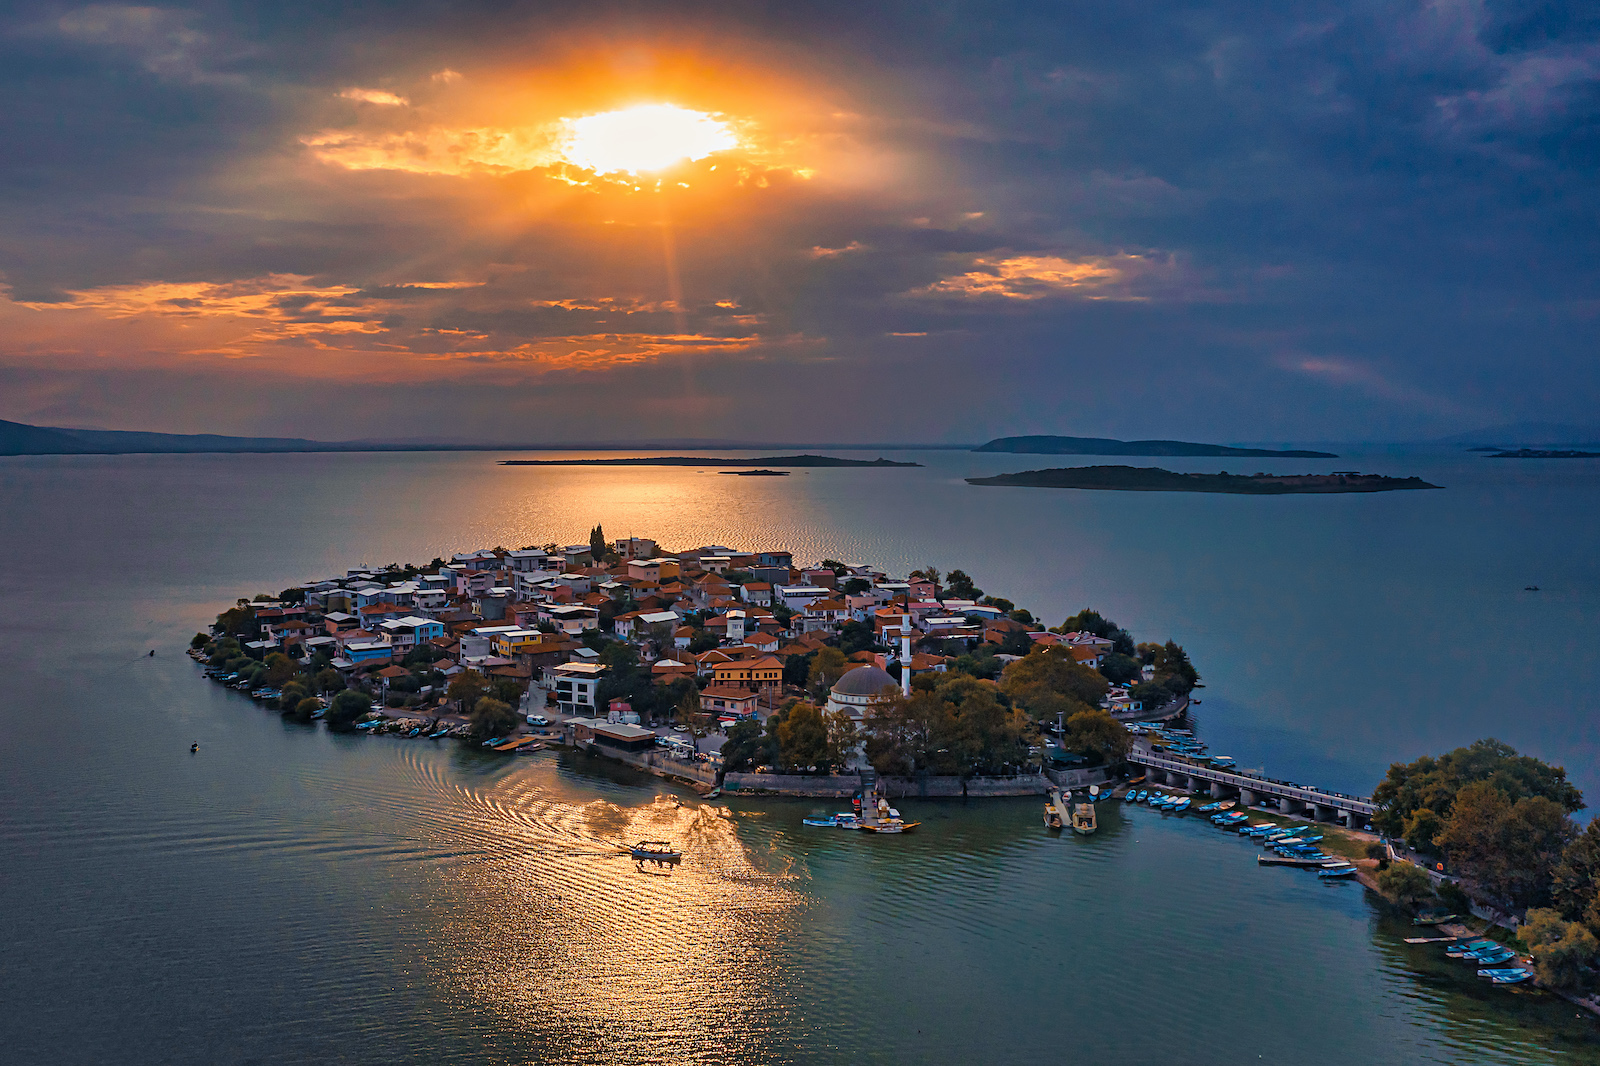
[1,1,1596,443]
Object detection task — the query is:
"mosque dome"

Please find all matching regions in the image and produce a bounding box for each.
[830,664,896,697]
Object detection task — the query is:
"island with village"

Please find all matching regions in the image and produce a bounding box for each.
[190,526,1600,1006]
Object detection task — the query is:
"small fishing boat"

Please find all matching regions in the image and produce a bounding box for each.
[310,708,327,720]
[1485,969,1533,984]
[1172,798,1191,812]
[1044,804,1064,831]
[427,726,449,737]
[1319,864,1357,878]
[514,741,546,754]
[865,820,920,834]
[629,841,683,865]
[1123,790,1139,804]
[704,788,722,800]
[1070,797,1097,835]
[1413,911,1458,926]
[804,816,841,827]
[834,812,860,830]
[407,727,422,737]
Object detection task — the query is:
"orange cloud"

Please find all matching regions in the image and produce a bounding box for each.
[2,276,785,380]
[338,87,409,106]
[911,254,1150,300]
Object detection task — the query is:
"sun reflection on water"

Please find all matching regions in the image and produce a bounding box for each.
[408,754,807,1061]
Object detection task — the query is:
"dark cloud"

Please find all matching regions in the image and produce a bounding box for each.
[0,0,1596,440]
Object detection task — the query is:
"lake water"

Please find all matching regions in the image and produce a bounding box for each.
[2,448,1597,1063]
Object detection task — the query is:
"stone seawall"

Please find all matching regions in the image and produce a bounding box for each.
[880,774,1050,798]
[722,772,1059,798]
[723,772,862,797]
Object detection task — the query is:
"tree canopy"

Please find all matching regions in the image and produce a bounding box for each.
[1372,738,1584,841]
[863,674,1037,777]
[999,646,1109,722]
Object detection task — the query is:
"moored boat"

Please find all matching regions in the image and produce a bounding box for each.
[1044,804,1064,831]
[1319,864,1357,878]
[629,840,683,865]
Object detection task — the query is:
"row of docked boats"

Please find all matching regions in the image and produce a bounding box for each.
[803,802,921,834]
[1123,788,1191,812]
[1209,811,1356,877]
[1442,939,1534,985]
[1128,726,1235,769]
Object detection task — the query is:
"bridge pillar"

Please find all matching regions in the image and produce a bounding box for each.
[1314,804,1335,823]
[1339,809,1356,829]
[1210,781,1224,798]
[1240,788,1257,808]
[1280,797,1298,816]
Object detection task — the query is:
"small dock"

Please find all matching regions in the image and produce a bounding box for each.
[1047,787,1073,826]
[1258,854,1343,868]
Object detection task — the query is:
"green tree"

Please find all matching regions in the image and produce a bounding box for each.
[262,653,300,685]
[837,619,879,656]
[1404,807,1446,852]
[1553,818,1600,929]
[1523,908,1598,990]
[1098,653,1142,685]
[589,523,607,561]
[943,569,982,600]
[776,702,829,771]
[1372,738,1585,838]
[1063,708,1132,766]
[315,668,344,694]
[807,646,850,699]
[1001,646,1108,719]
[688,628,720,654]
[1376,862,1436,907]
[326,690,373,730]
[841,577,870,596]
[825,709,859,771]
[721,719,778,773]
[190,632,210,649]
[1435,782,1578,910]
[448,669,491,714]
[676,682,703,730]
[292,697,322,722]
[470,697,518,738]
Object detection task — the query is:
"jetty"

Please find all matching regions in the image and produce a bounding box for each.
[1128,742,1376,827]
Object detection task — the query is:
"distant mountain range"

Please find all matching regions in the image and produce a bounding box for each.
[0,419,973,456]
[973,435,1338,459]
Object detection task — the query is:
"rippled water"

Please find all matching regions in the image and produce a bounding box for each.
[2,450,1597,1063]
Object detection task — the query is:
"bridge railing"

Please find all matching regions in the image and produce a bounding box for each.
[1131,750,1375,815]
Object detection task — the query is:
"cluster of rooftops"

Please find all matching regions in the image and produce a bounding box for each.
[242,534,1136,721]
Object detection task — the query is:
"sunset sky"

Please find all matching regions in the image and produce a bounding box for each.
[3,1,1597,443]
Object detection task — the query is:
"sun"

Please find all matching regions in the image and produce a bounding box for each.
[558,104,738,175]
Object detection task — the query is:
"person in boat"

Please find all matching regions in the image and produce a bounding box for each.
[190,743,198,753]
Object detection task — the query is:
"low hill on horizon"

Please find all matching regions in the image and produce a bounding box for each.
[973,435,1338,459]
[0,419,970,456]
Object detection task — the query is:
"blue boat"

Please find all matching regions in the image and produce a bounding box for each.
[427,727,449,738]
[1123,790,1138,803]
[1319,864,1357,878]
[1482,968,1533,984]
[1135,790,1149,802]
[803,816,840,827]
[1173,798,1191,812]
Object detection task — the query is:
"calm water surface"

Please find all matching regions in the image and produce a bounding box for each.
[2,449,1597,1063]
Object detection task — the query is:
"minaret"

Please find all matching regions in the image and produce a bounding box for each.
[900,613,913,696]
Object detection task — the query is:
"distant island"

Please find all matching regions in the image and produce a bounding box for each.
[719,469,790,476]
[1487,449,1600,459]
[973,435,1338,458]
[500,455,920,467]
[967,465,1441,494]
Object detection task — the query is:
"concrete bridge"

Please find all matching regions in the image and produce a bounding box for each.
[1128,743,1376,827]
